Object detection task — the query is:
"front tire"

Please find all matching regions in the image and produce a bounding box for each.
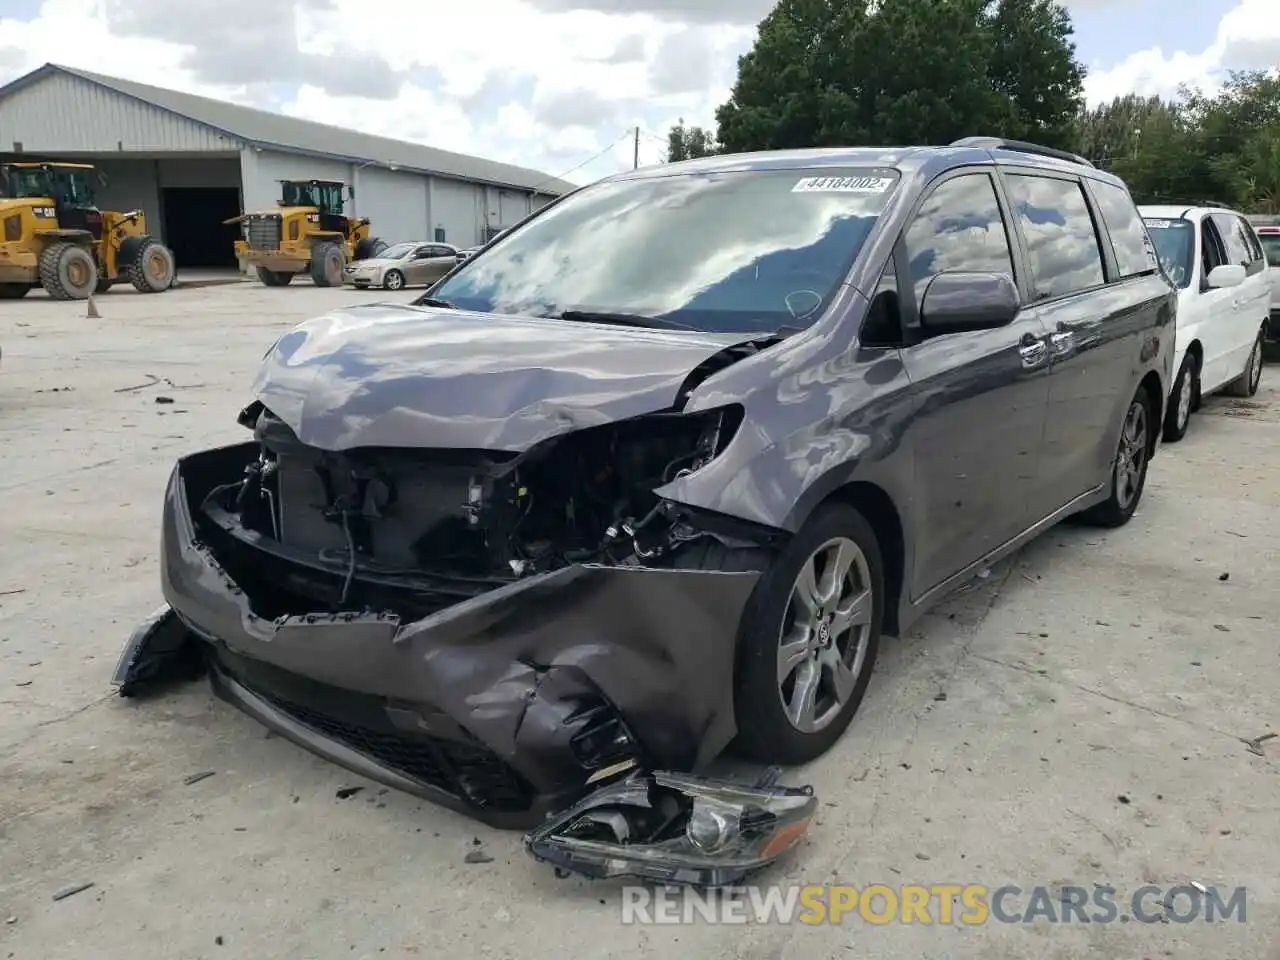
[732,502,883,764]
[309,242,344,287]
[1224,329,1264,398]
[1078,388,1154,528]
[382,269,405,291]
[1163,354,1196,443]
[38,243,97,300]
[126,239,176,293]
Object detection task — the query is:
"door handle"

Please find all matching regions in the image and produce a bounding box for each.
[1018,338,1048,369]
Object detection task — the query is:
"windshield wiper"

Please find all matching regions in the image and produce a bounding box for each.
[556,310,696,331]
[416,296,456,309]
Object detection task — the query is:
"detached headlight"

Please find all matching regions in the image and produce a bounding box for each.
[524,770,816,887]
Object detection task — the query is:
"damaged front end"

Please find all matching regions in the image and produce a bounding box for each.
[120,390,789,829]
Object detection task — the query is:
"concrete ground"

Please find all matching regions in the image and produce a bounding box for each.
[0,285,1276,959]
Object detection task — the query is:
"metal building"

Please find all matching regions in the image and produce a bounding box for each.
[0,63,572,269]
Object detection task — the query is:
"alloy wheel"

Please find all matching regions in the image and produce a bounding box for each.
[776,536,875,734]
[1116,399,1148,510]
[1177,370,1192,431]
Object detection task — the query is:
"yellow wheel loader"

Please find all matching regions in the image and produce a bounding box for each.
[227,179,387,287]
[0,161,175,300]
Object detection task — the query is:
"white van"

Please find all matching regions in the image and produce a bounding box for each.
[1140,205,1270,441]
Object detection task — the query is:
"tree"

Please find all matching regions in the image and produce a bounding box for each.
[667,119,719,162]
[715,0,1085,153]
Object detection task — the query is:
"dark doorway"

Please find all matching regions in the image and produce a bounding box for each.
[161,186,241,268]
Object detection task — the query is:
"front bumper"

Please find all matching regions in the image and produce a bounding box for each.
[145,443,760,828]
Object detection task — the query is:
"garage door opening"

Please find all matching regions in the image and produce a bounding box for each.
[162,186,241,268]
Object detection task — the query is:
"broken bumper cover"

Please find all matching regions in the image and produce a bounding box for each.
[137,444,762,828]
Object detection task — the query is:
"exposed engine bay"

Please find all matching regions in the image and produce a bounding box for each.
[197,401,758,619]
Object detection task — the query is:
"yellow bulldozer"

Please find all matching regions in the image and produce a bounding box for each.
[227,179,387,287]
[0,161,176,300]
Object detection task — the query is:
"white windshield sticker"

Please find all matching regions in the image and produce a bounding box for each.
[1143,219,1176,229]
[792,175,895,194]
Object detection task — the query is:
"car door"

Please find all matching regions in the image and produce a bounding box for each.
[891,169,1051,595]
[423,245,459,283]
[1228,214,1271,344]
[1003,171,1157,519]
[398,245,430,285]
[1202,214,1259,391]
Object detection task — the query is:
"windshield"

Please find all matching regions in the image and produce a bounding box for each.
[1,166,94,204]
[379,242,416,260]
[281,181,343,214]
[1143,217,1195,288]
[430,167,901,334]
[1258,232,1280,267]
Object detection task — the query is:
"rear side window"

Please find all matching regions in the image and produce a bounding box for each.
[1004,174,1106,300]
[903,172,1015,303]
[1090,180,1158,278]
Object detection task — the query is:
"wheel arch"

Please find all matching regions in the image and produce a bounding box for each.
[823,480,907,636]
[1139,371,1164,455]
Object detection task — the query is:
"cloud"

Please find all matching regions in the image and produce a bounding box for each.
[1084,0,1280,104]
[4,0,1270,191]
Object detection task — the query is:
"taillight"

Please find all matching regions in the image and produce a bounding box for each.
[288,219,300,241]
[3,214,19,242]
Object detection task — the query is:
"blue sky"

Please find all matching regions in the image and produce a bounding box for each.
[0,0,1275,184]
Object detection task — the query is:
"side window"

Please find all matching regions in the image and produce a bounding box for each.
[1235,216,1266,269]
[1210,213,1251,268]
[413,245,433,259]
[1003,174,1106,299]
[903,172,1015,304]
[1200,219,1225,277]
[1089,179,1158,278]
[428,245,452,258]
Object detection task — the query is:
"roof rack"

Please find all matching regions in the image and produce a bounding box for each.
[950,136,1095,169]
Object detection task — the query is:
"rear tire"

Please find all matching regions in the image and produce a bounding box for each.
[723,502,884,765]
[38,243,97,300]
[256,267,294,287]
[1224,329,1264,398]
[0,283,30,299]
[1162,354,1196,443]
[1077,387,1154,528]
[310,242,344,287]
[126,239,175,293]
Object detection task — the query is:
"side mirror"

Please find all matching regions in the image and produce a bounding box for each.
[1206,263,1245,289]
[919,271,1020,335]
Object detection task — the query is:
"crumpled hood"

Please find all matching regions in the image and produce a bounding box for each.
[251,303,759,452]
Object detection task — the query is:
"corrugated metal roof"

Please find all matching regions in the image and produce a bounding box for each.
[0,63,573,196]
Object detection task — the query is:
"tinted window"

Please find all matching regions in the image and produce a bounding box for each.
[1143,217,1195,288]
[432,167,901,334]
[1004,174,1106,299]
[903,173,1014,303]
[1091,180,1157,278]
